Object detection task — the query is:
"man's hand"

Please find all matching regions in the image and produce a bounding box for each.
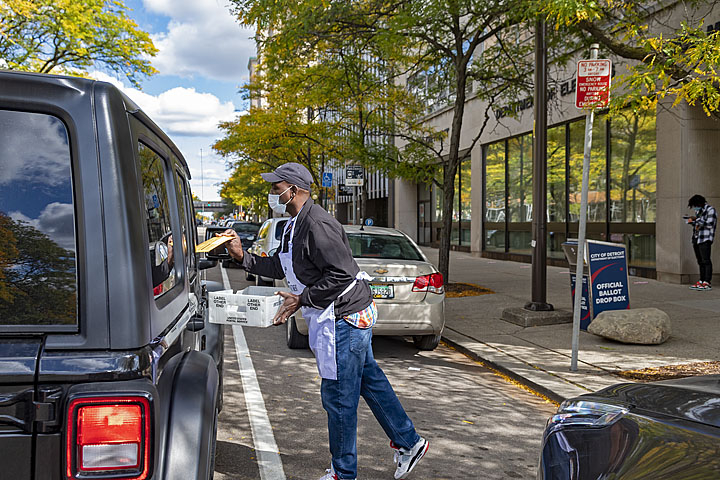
[273,291,300,325]
[219,229,244,262]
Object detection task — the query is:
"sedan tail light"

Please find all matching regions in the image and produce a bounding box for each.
[66,396,152,480]
[412,272,444,294]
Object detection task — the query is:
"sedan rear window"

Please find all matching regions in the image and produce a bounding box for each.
[0,110,77,327]
[347,234,423,261]
[232,223,260,234]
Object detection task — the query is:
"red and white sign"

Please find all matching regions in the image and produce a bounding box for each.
[575,59,612,109]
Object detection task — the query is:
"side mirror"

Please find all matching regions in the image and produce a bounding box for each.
[198,258,217,270]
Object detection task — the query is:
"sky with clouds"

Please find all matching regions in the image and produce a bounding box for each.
[99,0,256,201]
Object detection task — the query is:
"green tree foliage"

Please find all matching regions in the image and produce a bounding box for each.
[221,0,434,219]
[0,0,157,86]
[0,214,76,325]
[219,163,272,217]
[540,0,720,116]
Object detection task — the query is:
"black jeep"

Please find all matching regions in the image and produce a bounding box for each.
[0,71,224,480]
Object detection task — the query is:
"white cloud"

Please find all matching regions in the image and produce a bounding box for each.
[142,0,255,82]
[10,203,76,251]
[93,72,237,137]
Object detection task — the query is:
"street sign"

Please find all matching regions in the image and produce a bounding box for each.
[345,165,364,186]
[364,218,374,226]
[322,171,333,188]
[338,185,354,196]
[575,59,612,109]
[586,240,630,317]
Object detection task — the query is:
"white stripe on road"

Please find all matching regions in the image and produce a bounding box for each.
[221,267,286,480]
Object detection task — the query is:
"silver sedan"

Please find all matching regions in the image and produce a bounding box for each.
[282,225,445,350]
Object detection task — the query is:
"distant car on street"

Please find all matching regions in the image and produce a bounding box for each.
[538,374,720,479]
[220,221,261,268]
[281,225,445,350]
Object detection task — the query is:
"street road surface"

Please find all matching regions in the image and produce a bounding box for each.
[207,265,555,480]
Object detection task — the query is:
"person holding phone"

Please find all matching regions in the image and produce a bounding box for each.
[687,194,717,290]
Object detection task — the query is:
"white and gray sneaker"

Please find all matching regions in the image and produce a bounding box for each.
[318,465,355,480]
[391,437,429,479]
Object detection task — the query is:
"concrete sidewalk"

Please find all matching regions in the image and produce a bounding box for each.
[420,247,720,404]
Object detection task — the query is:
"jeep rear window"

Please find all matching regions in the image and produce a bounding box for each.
[0,110,78,327]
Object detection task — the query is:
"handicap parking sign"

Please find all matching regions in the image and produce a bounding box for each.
[322,172,333,188]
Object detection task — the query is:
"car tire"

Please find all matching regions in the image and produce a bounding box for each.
[221,260,231,269]
[286,316,309,349]
[413,334,441,351]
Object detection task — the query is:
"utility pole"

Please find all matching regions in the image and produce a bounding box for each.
[526,18,553,312]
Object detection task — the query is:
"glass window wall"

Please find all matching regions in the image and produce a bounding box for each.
[484,142,505,252]
[482,109,657,269]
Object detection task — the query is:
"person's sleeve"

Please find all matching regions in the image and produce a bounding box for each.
[238,250,285,279]
[299,221,356,310]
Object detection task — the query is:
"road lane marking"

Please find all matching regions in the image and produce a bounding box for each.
[221,267,287,480]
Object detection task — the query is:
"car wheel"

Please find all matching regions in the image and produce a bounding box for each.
[413,334,441,351]
[286,316,309,349]
[221,260,231,269]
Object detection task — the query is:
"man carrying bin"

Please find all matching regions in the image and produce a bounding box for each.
[221,162,428,480]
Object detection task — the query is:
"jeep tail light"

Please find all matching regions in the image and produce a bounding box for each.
[66,396,151,480]
[412,272,444,294]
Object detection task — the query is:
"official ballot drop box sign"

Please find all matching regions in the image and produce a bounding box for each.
[586,240,630,316]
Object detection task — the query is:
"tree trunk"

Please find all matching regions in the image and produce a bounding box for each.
[438,64,468,283]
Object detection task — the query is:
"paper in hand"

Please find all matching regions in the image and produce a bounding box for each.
[195,235,234,253]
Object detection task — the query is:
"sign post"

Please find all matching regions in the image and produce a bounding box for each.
[571,44,611,372]
[346,166,364,225]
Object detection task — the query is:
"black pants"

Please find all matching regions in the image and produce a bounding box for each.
[693,240,713,283]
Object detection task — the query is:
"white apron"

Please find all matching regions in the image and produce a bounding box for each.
[279,217,369,380]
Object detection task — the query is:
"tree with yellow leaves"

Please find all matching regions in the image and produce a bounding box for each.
[0,0,157,86]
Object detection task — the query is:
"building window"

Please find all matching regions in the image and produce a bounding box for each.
[508,134,533,253]
[482,108,657,270]
[484,141,505,252]
[547,125,567,259]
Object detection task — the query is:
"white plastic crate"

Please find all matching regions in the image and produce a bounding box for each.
[208,286,288,327]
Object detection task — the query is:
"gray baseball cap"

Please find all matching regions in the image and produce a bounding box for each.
[261,162,313,190]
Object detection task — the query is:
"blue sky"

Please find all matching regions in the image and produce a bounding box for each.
[96,0,257,200]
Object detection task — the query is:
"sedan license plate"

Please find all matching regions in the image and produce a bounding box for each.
[370,284,394,299]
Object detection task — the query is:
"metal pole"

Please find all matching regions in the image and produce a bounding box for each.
[200,148,204,217]
[527,18,553,311]
[352,187,357,225]
[571,43,599,372]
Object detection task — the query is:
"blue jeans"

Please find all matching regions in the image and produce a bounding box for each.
[321,319,420,479]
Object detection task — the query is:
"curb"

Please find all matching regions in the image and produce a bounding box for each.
[441,331,567,405]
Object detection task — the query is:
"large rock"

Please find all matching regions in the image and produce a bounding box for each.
[588,308,671,345]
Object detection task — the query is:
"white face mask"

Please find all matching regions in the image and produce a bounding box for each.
[268,186,293,215]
